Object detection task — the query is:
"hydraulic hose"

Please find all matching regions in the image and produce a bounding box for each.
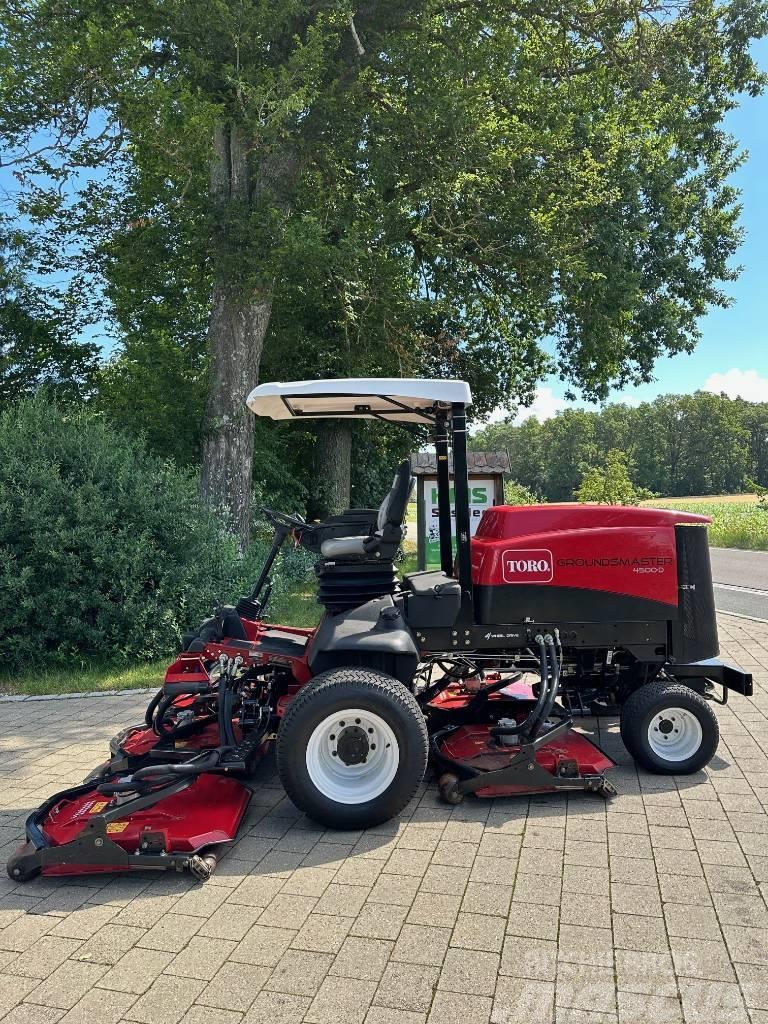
[492,636,550,741]
[97,749,223,796]
[152,694,177,736]
[131,748,222,783]
[537,636,561,729]
[216,665,238,749]
[145,690,164,729]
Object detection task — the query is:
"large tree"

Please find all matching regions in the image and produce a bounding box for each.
[1,0,765,541]
[0,222,98,404]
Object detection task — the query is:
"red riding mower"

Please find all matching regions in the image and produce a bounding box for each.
[8,379,752,882]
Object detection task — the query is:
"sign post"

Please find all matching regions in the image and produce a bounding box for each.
[411,452,511,571]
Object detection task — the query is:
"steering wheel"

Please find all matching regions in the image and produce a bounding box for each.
[261,507,307,532]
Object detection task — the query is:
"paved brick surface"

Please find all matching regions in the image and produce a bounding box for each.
[1,612,767,1023]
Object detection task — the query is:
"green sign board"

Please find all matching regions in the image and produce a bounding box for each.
[421,477,494,566]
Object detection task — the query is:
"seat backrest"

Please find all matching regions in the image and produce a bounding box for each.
[377,460,414,532]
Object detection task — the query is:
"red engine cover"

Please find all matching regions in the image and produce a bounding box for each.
[472,504,709,606]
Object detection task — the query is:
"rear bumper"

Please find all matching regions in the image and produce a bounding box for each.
[667,657,753,697]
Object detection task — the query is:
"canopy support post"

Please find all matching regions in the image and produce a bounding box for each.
[435,415,454,575]
[451,403,473,604]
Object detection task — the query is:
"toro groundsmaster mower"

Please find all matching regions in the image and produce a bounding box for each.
[8,378,752,882]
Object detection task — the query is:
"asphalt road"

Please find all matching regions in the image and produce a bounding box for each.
[710,546,768,621]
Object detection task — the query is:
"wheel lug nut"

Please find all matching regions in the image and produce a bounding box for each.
[368,728,374,734]
[371,743,376,750]
[330,734,335,741]
[332,750,337,756]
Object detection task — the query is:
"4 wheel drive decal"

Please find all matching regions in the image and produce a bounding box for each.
[502,548,554,584]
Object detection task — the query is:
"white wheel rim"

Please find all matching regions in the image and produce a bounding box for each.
[305,709,400,805]
[647,707,703,762]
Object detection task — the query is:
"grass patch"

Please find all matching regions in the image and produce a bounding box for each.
[0,580,323,697]
[642,495,768,551]
[269,585,322,628]
[0,659,166,698]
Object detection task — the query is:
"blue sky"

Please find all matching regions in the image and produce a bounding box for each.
[523,36,768,421]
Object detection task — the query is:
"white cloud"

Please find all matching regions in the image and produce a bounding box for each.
[515,387,570,423]
[704,368,768,402]
[481,386,569,427]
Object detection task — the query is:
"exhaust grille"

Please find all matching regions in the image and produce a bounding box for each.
[674,525,719,662]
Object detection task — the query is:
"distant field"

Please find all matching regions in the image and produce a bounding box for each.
[644,493,759,506]
[641,495,767,551]
[408,494,767,552]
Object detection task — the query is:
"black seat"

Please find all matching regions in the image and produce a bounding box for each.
[319,461,413,561]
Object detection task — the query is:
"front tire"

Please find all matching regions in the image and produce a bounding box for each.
[620,681,719,774]
[276,667,428,829]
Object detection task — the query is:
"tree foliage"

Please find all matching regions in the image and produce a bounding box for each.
[1,0,766,532]
[0,222,98,405]
[471,391,768,500]
[576,449,655,505]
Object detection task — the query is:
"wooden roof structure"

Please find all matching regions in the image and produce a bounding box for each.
[410,451,511,476]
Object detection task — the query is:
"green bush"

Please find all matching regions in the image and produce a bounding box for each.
[0,396,271,669]
[575,449,656,506]
[504,480,544,505]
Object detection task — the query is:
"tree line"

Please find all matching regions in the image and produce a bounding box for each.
[1,0,766,544]
[471,392,768,501]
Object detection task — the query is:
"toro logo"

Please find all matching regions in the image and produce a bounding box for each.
[502,548,554,584]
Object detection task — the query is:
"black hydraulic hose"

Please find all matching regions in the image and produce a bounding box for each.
[152,694,177,736]
[493,636,550,741]
[145,689,164,728]
[132,748,222,783]
[217,671,237,749]
[538,637,561,729]
[97,750,223,796]
[153,712,217,744]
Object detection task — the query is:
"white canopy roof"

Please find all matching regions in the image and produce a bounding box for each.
[246,378,472,424]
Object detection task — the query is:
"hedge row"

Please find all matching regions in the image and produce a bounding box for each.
[0,397,304,669]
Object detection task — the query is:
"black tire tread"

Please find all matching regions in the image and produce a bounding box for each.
[620,680,719,775]
[276,667,428,827]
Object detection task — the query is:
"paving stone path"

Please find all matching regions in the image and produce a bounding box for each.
[1,612,767,1024]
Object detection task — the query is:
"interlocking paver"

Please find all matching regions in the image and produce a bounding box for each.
[392,924,450,965]
[57,987,137,1024]
[616,990,682,1024]
[196,962,270,1012]
[2,613,768,1022]
[25,961,106,1009]
[331,937,393,981]
[437,949,500,996]
[123,974,205,1024]
[491,976,554,1024]
[348,903,406,945]
[427,990,492,1024]
[263,949,333,997]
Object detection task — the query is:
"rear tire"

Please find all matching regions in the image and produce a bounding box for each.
[276,667,428,829]
[620,681,719,774]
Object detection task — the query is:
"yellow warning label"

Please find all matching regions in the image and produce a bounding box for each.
[90,801,108,814]
[106,821,129,834]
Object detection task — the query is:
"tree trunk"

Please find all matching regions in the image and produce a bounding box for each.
[200,281,272,546]
[200,124,272,548]
[310,421,353,519]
